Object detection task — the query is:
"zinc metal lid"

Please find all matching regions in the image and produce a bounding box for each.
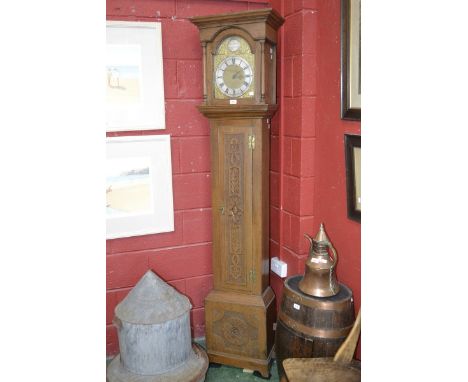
[115,270,192,325]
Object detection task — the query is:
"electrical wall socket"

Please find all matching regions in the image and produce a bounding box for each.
[271,257,288,278]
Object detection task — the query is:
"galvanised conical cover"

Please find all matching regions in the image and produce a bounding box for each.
[115,270,191,324]
[107,270,208,382]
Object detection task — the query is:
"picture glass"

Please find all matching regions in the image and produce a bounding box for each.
[106,156,153,218]
[344,134,361,222]
[348,0,361,110]
[341,0,361,120]
[106,45,143,106]
[106,21,165,131]
[353,146,361,211]
[106,135,174,239]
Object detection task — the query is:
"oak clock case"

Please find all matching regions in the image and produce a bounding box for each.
[190,9,284,378]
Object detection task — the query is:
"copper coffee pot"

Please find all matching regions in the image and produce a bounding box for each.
[298,223,340,297]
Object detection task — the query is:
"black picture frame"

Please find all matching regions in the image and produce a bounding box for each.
[341,0,361,120]
[344,134,361,222]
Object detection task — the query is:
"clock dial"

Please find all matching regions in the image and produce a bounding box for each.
[215,56,253,97]
[213,36,255,99]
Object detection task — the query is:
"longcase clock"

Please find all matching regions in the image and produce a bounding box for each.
[190,9,284,378]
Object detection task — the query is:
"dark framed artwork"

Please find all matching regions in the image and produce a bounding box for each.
[341,0,361,120]
[344,134,361,222]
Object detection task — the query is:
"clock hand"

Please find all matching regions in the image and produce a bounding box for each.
[232,69,243,80]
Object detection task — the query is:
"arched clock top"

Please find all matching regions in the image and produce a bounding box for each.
[190,8,284,108]
[212,27,256,54]
[190,8,284,44]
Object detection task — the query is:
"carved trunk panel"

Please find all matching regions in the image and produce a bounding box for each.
[225,134,245,284]
[215,127,253,293]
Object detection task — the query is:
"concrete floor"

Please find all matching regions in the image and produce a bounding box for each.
[205,361,280,381]
[107,339,280,381]
[198,338,279,381]
[106,357,280,381]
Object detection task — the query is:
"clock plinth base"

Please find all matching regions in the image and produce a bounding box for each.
[207,346,274,379]
[204,287,276,378]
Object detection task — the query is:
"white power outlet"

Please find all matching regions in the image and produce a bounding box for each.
[271,257,288,278]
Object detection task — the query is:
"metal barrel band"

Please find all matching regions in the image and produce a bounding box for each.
[283,283,353,311]
[278,311,353,339]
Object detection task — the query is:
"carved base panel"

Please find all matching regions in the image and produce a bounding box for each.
[204,288,276,377]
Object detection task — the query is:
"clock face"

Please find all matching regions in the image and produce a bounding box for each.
[215,56,253,98]
[213,36,255,100]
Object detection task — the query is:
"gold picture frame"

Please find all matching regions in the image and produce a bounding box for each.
[341,0,361,120]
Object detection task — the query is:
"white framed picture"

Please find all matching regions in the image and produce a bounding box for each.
[106,21,166,131]
[106,135,174,239]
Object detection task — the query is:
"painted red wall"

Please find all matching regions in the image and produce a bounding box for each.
[314,0,361,356]
[269,0,321,309]
[269,0,361,357]
[106,0,360,358]
[106,0,271,356]
[315,0,361,324]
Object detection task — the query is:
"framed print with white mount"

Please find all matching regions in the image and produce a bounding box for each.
[344,134,361,222]
[106,135,174,239]
[106,21,166,131]
[341,0,361,120]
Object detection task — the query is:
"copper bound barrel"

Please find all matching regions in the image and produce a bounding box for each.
[275,275,355,382]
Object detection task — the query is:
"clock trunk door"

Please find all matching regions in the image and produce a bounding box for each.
[213,124,253,294]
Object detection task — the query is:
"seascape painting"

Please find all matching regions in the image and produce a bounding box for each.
[106,44,142,105]
[106,135,173,238]
[106,156,153,218]
[106,21,166,131]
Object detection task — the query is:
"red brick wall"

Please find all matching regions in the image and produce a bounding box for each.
[269,0,361,357]
[106,0,271,356]
[314,0,361,357]
[269,0,321,308]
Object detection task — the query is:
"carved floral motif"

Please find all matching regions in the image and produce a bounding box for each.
[222,316,249,346]
[212,310,259,356]
[225,135,245,283]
